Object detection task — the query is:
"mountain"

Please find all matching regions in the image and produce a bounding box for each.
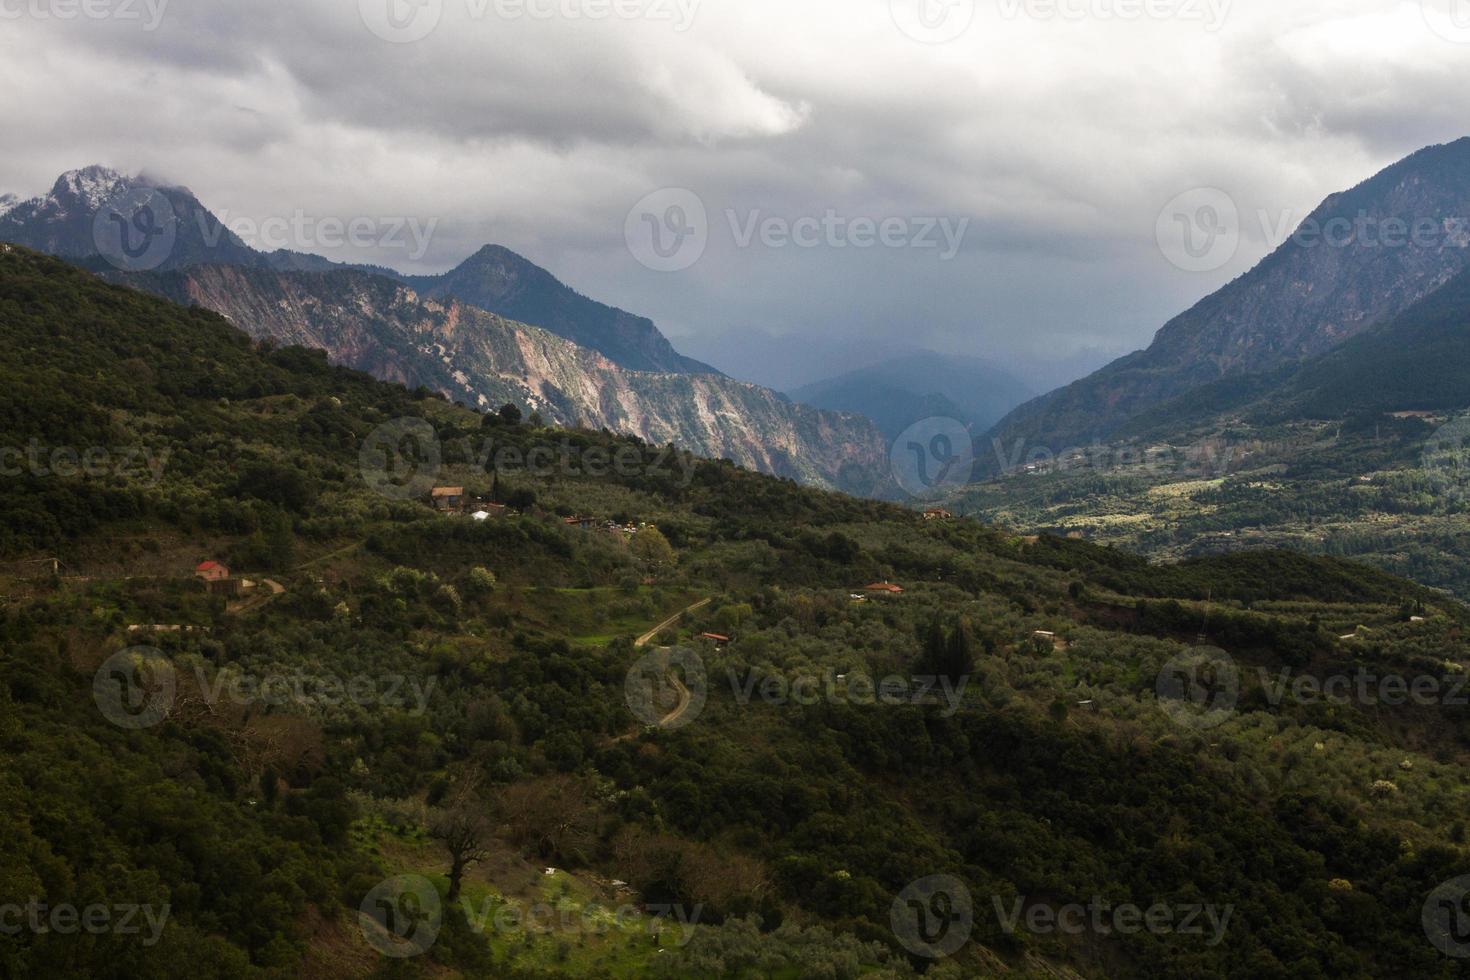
[986,137,1470,462]
[0,165,265,271]
[790,351,1034,440]
[0,168,712,377]
[7,242,1470,979]
[117,262,890,493]
[947,259,1470,597]
[1105,262,1470,439]
[402,244,717,375]
[1,167,887,491]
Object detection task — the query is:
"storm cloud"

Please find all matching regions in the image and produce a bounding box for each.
[1,0,1466,388]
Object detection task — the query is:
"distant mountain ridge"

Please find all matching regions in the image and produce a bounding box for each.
[0,166,710,376]
[0,166,891,492]
[790,352,1034,440]
[986,137,1470,462]
[114,262,889,491]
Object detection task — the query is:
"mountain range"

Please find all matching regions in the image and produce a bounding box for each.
[789,351,1034,441]
[0,166,890,492]
[985,137,1470,462]
[953,136,1470,598]
[4,241,1466,978]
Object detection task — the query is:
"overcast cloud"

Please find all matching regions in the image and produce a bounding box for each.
[2,0,1468,389]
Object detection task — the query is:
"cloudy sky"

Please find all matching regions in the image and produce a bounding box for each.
[2,0,1468,390]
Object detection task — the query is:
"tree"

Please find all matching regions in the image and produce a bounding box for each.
[633,526,676,567]
[917,615,973,683]
[498,402,523,425]
[430,776,497,903]
[942,616,974,683]
[466,567,498,598]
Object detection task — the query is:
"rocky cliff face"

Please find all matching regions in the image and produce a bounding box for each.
[987,138,1470,461]
[4,166,890,492]
[402,244,718,375]
[121,264,890,493]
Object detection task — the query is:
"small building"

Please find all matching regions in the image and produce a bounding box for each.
[564,515,598,530]
[431,487,466,513]
[864,582,904,595]
[699,632,731,648]
[195,560,229,583]
[196,561,243,598]
[923,508,954,521]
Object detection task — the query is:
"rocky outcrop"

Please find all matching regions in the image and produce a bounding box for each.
[121,264,890,493]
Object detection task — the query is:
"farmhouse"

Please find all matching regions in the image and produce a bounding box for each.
[863,582,904,595]
[195,560,229,582]
[431,487,466,513]
[194,560,242,597]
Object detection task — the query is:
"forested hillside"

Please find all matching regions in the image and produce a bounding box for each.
[4,246,1470,978]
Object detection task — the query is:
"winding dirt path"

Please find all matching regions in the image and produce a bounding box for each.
[612,597,712,737]
[634,597,711,648]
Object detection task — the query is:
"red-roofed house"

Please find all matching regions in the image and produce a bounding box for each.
[863,582,904,595]
[195,561,229,583]
[195,560,243,597]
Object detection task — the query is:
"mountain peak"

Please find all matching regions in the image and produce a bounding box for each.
[48,165,134,209]
[406,244,719,376]
[467,242,529,264]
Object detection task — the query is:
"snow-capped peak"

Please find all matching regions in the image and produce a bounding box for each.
[48,165,134,211]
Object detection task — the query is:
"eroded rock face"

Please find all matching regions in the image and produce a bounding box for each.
[988,138,1470,459]
[120,263,890,494]
[1,167,889,493]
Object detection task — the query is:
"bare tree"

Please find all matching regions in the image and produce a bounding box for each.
[430,775,497,902]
